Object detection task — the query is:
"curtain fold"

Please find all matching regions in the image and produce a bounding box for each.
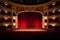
[18,12,42,29]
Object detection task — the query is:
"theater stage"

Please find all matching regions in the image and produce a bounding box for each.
[13,29,47,32]
[13,12,47,32]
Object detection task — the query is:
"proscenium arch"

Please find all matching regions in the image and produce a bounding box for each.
[17,11,44,16]
[15,11,45,29]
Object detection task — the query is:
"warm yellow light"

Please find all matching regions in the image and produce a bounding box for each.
[4,17,8,20]
[5,10,8,13]
[44,16,47,19]
[52,10,55,13]
[44,23,47,26]
[51,23,56,27]
[13,16,16,19]
[5,3,8,6]
[52,2,55,5]
[58,9,60,12]
[4,24,9,27]
[52,16,56,20]
[13,23,16,26]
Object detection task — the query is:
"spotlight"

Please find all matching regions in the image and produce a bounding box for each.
[13,16,16,19]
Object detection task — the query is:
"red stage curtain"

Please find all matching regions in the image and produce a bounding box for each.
[18,12,42,29]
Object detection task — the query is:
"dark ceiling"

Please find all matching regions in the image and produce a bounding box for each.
[9,0,52,5]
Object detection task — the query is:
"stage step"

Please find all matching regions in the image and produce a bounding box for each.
[14,29,47,32]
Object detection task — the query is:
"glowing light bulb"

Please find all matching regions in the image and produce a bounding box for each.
[52,16,56,20]
[13,23,16,26]
[44,16,47,19]
[5,10,8,13]
[4,24,9,27]
[5,3,8,6]
[58,9,60,12]
[44,23,47,26]
[52,2,55,5]
[13,16,16,19]
[52,23,56,27]
[4,17,8,20]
